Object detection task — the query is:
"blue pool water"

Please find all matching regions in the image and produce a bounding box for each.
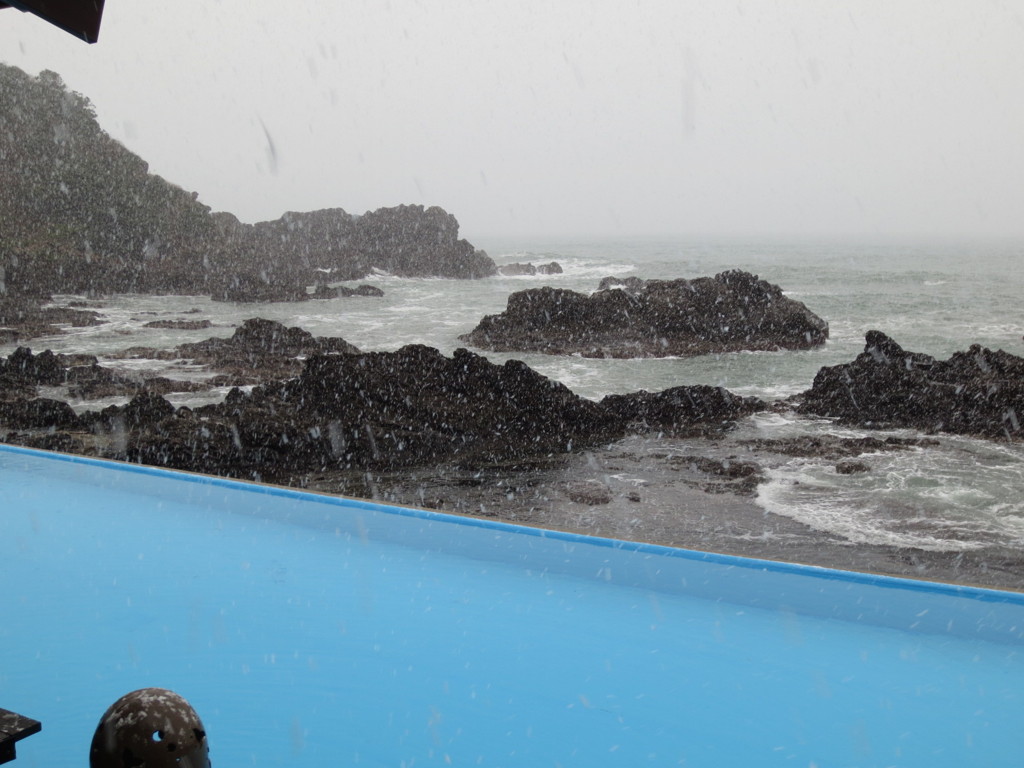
[2,445,1023,767]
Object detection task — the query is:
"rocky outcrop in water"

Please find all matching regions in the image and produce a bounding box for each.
[797,331,1024,439]
[0,298,103,343]
[142,319,213,330]
[109,318,361,387]
[0,336,768,480]
[208,272,311,303]
[174,318,360,376]
[459,270,828,358]
[497,261,563,276]
[0,347,107,396]
[600,385,765,437]
[90,346,624,478]
[0,397,82,430]
[210,205,495,301]
[0,319,361,402]
[347,205,496,279]
[311,284,384,300]
[739,433,939,459]
[0,345,215,401]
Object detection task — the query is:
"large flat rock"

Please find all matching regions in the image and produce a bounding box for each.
[460,270,828,358]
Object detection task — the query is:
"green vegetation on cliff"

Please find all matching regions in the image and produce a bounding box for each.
[0,66,216,295]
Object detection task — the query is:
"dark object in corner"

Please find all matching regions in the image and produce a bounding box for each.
[0,0,104,43]
[0,708,41,765]
[90,688,210,768]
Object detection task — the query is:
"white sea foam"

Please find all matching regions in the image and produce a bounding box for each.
[974,323,1024,339]
[606,473,648,487]
[492,252,635,280]
[757,435,1024,552]
[756,464,990,552]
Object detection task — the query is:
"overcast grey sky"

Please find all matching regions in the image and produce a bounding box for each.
[2,1,1023,239]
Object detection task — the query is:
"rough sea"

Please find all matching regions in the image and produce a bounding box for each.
[7,236,1024,586]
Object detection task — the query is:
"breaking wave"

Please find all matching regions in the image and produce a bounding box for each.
[756,436,1024,552]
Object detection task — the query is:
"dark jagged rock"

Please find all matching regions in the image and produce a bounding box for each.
[174,318,360,381]
[180,317,352,358]
[66,367,212,399]
[311,283,384,299]
[53,345,764,479]
[740,434,938,459]
[0,347,103,399]
[124,411,244,471]
[0,66,218,297]
[0,320,362,403]
[64,362,127,397]
[564,480,612,505]
[665,454,765,496]
[310,285,338,300]
[345,284,384,297]
[347,205,496,279]
[0,299,103,342]
[600,385,765,436]
[209,273,311,303]
[0,346,218,401]
[2,338,764,481]
[597,276,646,292]
[225,318,318,354]
[98,392,177,430]
[460,270,828,358]
[0,397,82,429]
[836,460,871,474]
[4,430,85,453]
[78,394,243,468]
[497,261,564,276]
[142,319,213,330]
[209,204,495,300]
[72,345,619,476]
[0,377,37,401]
[243,345,622,471]
[4,347,65,385]
[797,331,1024,439]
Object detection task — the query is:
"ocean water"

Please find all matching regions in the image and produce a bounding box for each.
[4,236,1024,564]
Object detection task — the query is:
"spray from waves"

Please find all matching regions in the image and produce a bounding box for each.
[756,437,1024,552]
[491,252,636,281]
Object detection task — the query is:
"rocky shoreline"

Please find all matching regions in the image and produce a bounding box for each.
[2,314,1023,589]
[0,320,761,476]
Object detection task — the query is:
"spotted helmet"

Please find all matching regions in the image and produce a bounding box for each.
[89,688,211,768]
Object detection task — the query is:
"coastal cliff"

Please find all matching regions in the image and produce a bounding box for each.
[0,64,495,301]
